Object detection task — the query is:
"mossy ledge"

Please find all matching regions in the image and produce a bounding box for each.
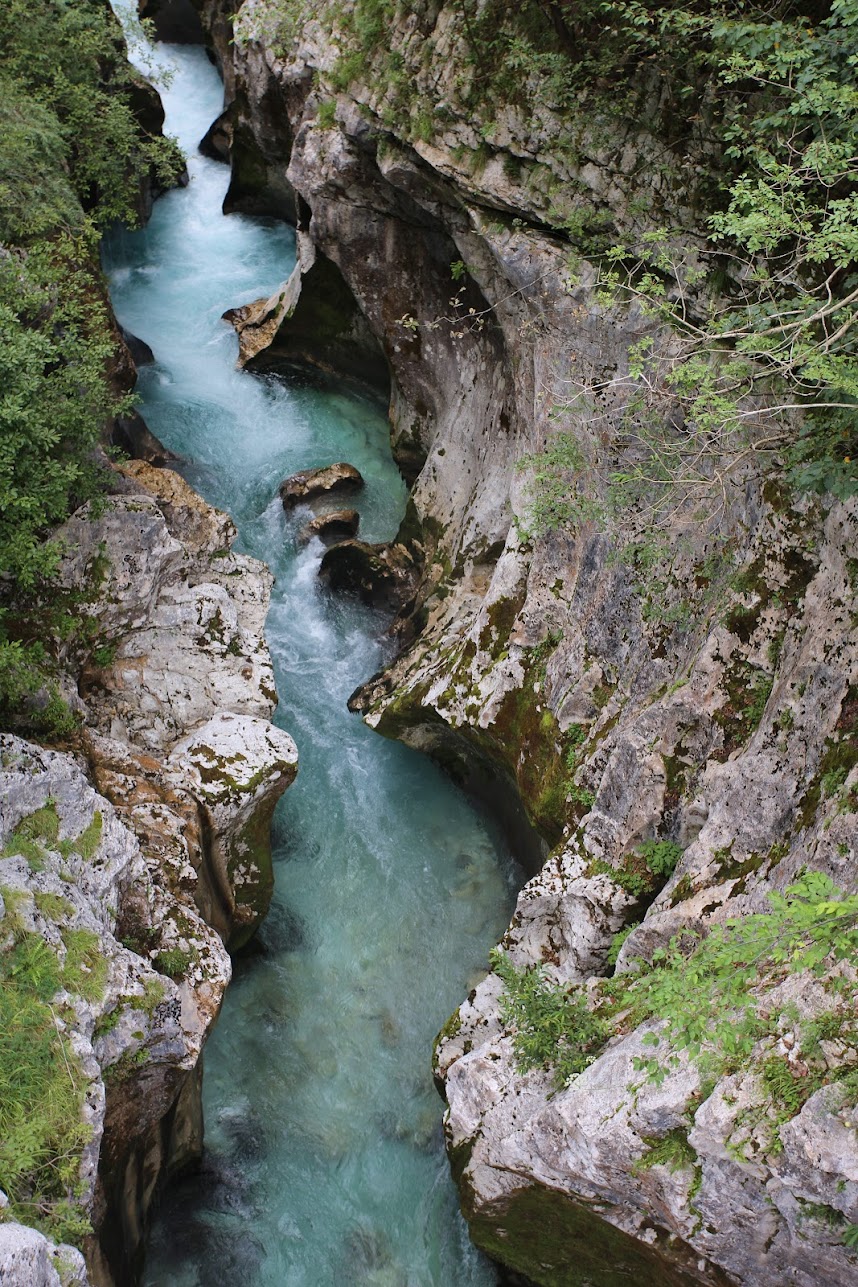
[463,1182,729,1287]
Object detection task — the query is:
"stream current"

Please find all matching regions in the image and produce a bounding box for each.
[103,17,521,1287]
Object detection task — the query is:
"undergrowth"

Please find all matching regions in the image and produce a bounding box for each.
[493,872,858,1111]
[0,901,107,1243]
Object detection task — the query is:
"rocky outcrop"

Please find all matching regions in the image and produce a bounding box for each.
[433,494,858,1287]
[0,736,231,1286]
[1,461,297,1285]
[0,1224,87,1287]
[320,536,420,609]
[110,411,178,466]
[64,461,297,947]
[297,508,360,545]
[278,460,364,509]
[177,1,856,1282]
[224,231,389,385]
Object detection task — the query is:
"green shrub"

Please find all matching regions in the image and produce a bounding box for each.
[0,0,183,236]
[494,873,858,1101]
[637,839,683,879]
[634,1127,697,1174]
[490,948,609,1087]
[0,0,184,737]
[316,98,337,127]
[606,922,640,970]
[154,946,196,980]
[0,923,102,1244]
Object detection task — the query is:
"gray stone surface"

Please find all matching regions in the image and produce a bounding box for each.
[2,460,297,1278]
[278,460,364,509]
[178,2,858,1281]
[0,1223,87,1286]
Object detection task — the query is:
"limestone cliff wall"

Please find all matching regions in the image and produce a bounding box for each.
[0,6,299,1283]
[145,1,856,1283]
[0,461,297,1286]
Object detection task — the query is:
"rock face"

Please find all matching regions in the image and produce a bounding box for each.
[63,461,297,948]
[433,500,858,1287]
[0,737,230,1287]
[1,461,297,1285]
[139,0,204,43]
[0,1223,87,1287]
[228,232,390,386]
[184,1,858,1283]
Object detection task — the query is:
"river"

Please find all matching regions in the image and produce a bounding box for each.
[103,11,522,1285]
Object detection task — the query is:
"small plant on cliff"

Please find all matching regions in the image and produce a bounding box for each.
[636,839,683,879]
[154,945,197,980]
[493,873,858,1098]
[0,921,96,1244]
[490,947,609,1087]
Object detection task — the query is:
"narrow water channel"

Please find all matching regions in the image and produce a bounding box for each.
[104,14,522,1286]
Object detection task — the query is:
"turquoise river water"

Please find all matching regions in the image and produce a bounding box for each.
[103,14,522,1286]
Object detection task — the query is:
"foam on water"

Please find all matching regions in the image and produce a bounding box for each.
[105,9,522,1284]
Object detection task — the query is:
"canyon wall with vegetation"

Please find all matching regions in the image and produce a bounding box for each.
[2,0,856,1283]
[177,0,857,1283]
[0,4,297,1282]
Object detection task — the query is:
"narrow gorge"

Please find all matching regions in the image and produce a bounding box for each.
[0,1,856,1286]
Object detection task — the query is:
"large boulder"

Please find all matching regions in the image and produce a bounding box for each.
[297,507,360,546]
[279,461,364,510]
[0,1223,87,1287]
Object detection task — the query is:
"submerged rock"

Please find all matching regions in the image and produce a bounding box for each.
[279,461,363,510]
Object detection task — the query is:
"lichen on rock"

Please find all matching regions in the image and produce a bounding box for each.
[185,1,858,1282]
[0,456,298,1282]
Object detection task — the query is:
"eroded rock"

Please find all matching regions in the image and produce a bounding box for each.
[0,736,230,1287]
[110,412,178,466]
[168,713,297,948]
[319,538,419,609]
[297,508,360,545]
[10,458,301,1280]
[0,1223,87,1287]
[279,461,363,510]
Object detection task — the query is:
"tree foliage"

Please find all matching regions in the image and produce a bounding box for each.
[503,1,858,528]
[0,0,182,239]
[0,0,183,736]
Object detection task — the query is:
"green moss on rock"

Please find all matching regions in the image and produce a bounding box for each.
[464,1182,716,1287]
[226,797,279,951]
